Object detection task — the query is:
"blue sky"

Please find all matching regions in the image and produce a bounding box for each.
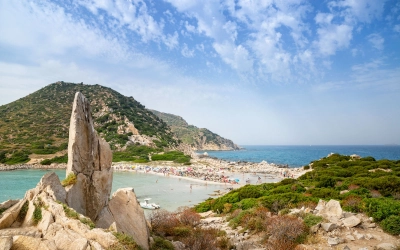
[0,0,399,145]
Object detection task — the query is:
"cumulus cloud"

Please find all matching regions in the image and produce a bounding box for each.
[368,33,384,50]
[314,13,353,56]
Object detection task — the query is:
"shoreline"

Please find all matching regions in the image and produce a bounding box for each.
[0,156,310,185]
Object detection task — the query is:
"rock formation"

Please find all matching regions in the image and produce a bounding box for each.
[66,92,113,221]
[96,188,150,249]
[0,92,150,250]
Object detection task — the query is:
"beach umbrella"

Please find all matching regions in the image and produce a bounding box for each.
[235,179,240,183]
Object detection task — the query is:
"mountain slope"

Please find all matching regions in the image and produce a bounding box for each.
[150,110,239,151]
[0,81,177,163]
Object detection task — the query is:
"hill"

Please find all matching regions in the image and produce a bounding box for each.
[150,110,240,151]
[0,81,177,164]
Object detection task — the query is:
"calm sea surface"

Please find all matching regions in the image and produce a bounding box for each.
[0,170,236,215]
[1,145,399,213]
[198,145,400,167]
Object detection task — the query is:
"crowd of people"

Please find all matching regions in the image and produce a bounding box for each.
[113,165,242,184]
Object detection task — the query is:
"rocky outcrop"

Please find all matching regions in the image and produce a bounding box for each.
[0,172,118,249]
[66,92,113,221]
[96,188,150,249]
[0,92,150,250]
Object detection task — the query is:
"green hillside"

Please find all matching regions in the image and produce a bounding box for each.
[150,110,239,150]
[0,81,177,164]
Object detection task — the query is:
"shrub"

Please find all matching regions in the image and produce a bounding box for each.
[342,195,363,213]
[223,203,232,213]
[364,198,400,221]
[303,214,323,228]
[18,200,29,222]
[80,217,95,229]
[149,209,180,236]
[195,198,213,212]
[380,215,400,235]
[41,154,68,165]
[150,236,174,250]
[61,173,77,187]
[263,215,307,250]
[110,232,142,250]
[173,226,191,237]
[32,204,42,225]
[316,177,336,188]
[64,207,78,219]
[239,198,258,210]
[310,188,338,199]
[181,228,221,250]
[177,207,201,227]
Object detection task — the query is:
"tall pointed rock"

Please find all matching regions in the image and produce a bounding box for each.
[65,92,113,221]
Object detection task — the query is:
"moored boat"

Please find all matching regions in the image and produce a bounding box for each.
[140,198,160,210]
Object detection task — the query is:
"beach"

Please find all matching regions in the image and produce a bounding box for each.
[112,154,310,186]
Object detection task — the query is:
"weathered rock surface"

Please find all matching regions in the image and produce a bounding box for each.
[316,199,343,222]
[0,236,12,250]
[66,92,113,221]
[96,188,150,250]
[343,215,361,228]
[375,243,397,250]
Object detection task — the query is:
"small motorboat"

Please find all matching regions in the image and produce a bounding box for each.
[140,198,160,210]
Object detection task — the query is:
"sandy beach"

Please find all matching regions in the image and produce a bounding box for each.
[112,155,310,186]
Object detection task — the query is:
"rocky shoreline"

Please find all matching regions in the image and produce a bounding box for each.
[0,163,66,171]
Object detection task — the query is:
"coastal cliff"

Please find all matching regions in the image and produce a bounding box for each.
[150,110,240,151]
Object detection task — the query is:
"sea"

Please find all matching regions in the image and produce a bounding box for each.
[1,145,399,214]
[197,145,400,168]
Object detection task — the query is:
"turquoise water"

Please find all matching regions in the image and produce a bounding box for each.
[0,169,232,215]
[198,145,400,167]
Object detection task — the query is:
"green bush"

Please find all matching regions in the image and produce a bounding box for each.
[194,198,213,212]
[41,154,68,165]
[380,215,400,235]
[150,236,174,250]
[310,188,338,199]
[238,185,262,200]
[5,151,30,165]
[173,226,191,237]
[364,198,400,221]
[32,204,42,225]
[303,214,323,228]
[111,232,142,250]
[18,200,29,222]
[61,173,77,187]
[239,198,258,210]
[0,151,6,163]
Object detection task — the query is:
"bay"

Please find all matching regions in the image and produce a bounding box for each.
[0,169,230,215]
[198,145,400,167]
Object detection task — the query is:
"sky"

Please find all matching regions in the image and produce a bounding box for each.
[0,0,399,145]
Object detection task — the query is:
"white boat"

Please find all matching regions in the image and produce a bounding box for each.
[140,198,160,210]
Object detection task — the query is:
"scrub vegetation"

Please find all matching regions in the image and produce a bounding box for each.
[149,207,233,250]
[195,153,400,246]
[0,81,177,164]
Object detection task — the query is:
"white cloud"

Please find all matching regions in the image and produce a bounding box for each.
[368,33,384,50]
[329,0,386,23]
[0,0,128,60]
[184,21,196,33]
[314,13,353,56]
[181,43,195,57]
[213,42,253,73]
[77,0,178,48]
